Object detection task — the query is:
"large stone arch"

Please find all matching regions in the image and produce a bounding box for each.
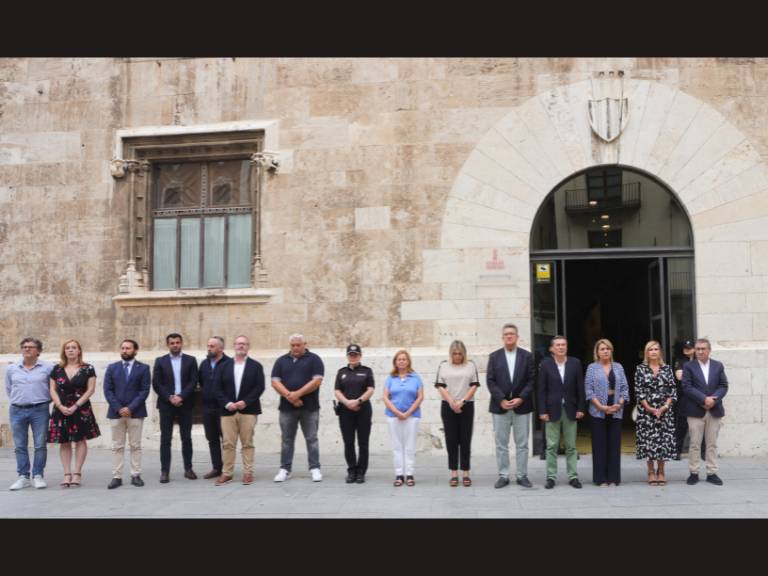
[408,78,768,454]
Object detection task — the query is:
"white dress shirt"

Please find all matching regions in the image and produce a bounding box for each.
[698,360,710,385]
[504,347,517,384]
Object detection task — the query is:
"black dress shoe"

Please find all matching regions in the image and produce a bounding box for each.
[160,472,170,483]
[569,478,583,489]
[107,478,122,490]
[544,478,555,489]
[706,474,723,485]
[131,475,144,487]
[356,474,365,484]
[184,469,198,480]
[203,469,222,480]
[516,476,533,488]
[686,473,699,485]
[346,472,357,484]
[494,476,510,489]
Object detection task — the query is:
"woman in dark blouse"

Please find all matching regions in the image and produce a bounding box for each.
[48,339,100,487]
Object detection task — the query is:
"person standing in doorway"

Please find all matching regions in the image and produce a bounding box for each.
[486,324,535,489]
[153,333,199,483]
[584,339,630,486]
[537,335,586,489]
[681,338,729,486]
[673,339,698,457]
[334,344,375,484]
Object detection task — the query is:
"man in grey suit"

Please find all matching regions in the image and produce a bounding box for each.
[486,324,536,488]
[681,338,729,486]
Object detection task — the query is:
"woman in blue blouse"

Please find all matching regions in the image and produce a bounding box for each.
[584,339,630,486]
[382,349,424,487]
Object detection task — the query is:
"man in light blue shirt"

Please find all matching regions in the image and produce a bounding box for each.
[5,337,53,490]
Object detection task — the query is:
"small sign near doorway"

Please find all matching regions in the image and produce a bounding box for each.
[535,263,551,283]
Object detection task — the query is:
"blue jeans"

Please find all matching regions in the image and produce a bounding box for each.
[10,404,50,478]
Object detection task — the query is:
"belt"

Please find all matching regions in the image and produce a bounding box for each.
[12,402,48,408]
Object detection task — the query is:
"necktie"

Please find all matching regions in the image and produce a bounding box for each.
[123,362,130,381]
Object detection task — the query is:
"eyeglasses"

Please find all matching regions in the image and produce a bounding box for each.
[21,346,39,350]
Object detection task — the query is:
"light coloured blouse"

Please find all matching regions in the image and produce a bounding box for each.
[434,360,480,401]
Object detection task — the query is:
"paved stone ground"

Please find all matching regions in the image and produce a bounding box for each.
[1,447,767,518]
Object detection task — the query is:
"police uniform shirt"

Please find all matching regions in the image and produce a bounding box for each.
[334,364,375,399]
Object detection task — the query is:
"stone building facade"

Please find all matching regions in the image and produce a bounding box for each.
[2,58,767,457]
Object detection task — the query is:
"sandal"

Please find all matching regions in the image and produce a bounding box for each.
[657,472,667,486]
[647,471,658,486]
[60,473,72,488]
[393,475,404,487]
[405,475,415,487]
[449,477,459,487]
[70,473,81,487]
[462,476,472,487]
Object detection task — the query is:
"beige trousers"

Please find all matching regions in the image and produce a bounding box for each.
[110,417,144,478]
[687,412,722,474]
[221,412,257,477]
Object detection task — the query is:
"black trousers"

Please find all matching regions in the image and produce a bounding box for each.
[203,404,223,472]
[338,403,372,475]
[159,404,193,473]
[441,401,474,471]
[591,416,622,484]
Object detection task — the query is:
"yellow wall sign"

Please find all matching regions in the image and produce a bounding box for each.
[535,263,551,283]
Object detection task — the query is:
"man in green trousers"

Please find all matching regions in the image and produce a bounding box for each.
[537,336,586,489]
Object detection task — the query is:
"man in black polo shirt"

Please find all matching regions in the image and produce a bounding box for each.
[271,334,325,482]
[334,344,375,484]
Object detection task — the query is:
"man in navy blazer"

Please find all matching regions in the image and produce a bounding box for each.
[486,323,536,489]
[681,338,729,486]
[213,335,265,486]
[537,335,586,489]
[103,339,151,489]
[153,332,199,483]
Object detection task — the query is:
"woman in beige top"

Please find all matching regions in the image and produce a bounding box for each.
[435,340,480,486]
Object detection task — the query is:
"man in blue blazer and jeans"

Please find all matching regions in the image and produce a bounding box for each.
[681,338,729,486]
[537,335,586,489]
[104,339,151,489]
[153,332,199,483]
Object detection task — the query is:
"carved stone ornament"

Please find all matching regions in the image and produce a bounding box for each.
[110,159,151,179]
[588,71,629,143]
[250,151,280,172]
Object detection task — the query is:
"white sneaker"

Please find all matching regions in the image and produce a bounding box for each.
[273,468,291,482]
[32,475,47,489]
[9,476,31,491]
[310,468,323,482]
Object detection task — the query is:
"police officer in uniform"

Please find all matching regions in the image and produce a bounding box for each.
[334,344,375,483]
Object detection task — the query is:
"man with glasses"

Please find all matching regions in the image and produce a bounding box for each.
[5,338,53,490]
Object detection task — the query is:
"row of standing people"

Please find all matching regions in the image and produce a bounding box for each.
[4,326,728,491]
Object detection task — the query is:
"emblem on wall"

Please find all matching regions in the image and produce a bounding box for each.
[588,71,629,142]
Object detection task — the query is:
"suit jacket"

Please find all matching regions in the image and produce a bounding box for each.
[584,361,630,419]
[486,347,535,414]
[681,358,728,418]
[103,360,151,419]
[215,357,265,416]
[198,353,231,407]
[153,353,199,410]
[537,356,586,422]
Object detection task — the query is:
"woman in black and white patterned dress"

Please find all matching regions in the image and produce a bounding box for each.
[635,340,677,486]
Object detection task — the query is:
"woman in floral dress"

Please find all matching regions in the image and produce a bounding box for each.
[634,340,677,486]
[48,339,100,487]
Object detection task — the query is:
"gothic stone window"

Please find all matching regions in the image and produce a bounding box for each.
[112,129,274,296]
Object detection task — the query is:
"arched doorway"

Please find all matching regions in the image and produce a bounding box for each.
[530,165,695,454]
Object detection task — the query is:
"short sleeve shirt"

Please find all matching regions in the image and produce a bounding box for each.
[271,350,324,412]
[335,364,375,398]
[384,373,423,418]
[434,361,479,401]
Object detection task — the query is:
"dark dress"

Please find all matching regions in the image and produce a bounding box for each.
[47,364,101,443]
[634,363,678,461]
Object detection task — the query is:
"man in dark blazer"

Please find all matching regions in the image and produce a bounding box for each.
[198,336,230,479]
[486,323,536,489]
[213,335,265,486]
[537,335,586,489]
[153,332,199,483]
[681,338,729,486]
[104,339,151,489]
